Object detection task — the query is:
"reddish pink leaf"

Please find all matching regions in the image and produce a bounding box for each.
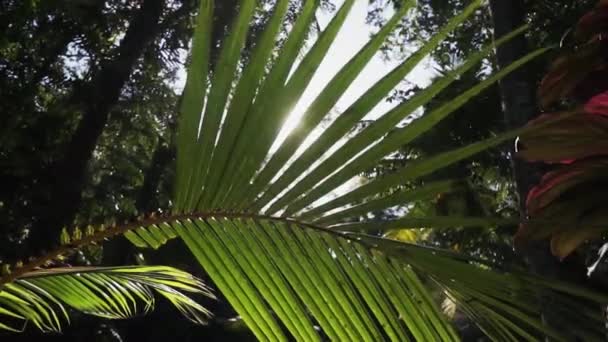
[518,184,608,255]
[526,169,584,214]
[518,113,608,163]
[585,90,608,115]
[519,0,608,260]
[525,158,608,214]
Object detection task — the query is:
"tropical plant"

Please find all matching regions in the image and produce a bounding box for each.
[0,265,213,333]
[2,0,608,340]
[516,0,608,259]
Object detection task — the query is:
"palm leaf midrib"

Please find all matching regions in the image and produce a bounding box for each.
[0,211,355,286]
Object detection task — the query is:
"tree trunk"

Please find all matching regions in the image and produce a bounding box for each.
[26,0,165,255]
[488,0,541,201]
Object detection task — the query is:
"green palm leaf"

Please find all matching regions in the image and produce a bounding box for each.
[121,215,607,341]
[164,0,603,340]
[3,0,604,340]
[0,266,213,332]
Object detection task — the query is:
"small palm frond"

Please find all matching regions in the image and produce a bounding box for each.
[131,216,459,341]
[0,266,214,332]
[123,215,608,341]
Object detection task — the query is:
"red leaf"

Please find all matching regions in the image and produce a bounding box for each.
[525,158,608,215]
[518,112,608,163]
[518,185,608,256]
[585,90,608,115]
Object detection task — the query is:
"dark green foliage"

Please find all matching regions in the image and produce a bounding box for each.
[0,0,191,260]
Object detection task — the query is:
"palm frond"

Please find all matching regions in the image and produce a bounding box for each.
[4,0,602,340]
[127,215,458,340]
[0,266,213,332]
[123,215,608,341]
[156,0,605,340]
